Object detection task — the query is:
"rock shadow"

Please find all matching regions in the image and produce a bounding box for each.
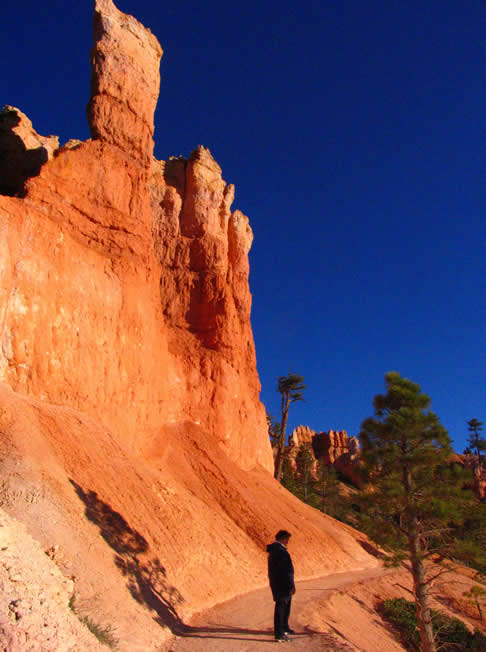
[69,479,185,633]
[0,107,48,197]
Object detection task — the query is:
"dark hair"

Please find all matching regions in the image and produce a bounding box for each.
[276,530,291,541]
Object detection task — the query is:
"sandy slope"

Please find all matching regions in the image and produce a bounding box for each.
[0,382,380,649]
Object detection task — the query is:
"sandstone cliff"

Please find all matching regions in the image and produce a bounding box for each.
[0,1,378,647]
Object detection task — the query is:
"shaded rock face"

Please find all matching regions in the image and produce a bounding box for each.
[0,0,271,472]
[0,106,59,197]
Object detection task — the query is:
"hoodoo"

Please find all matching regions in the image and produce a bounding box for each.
[0,1,377,648]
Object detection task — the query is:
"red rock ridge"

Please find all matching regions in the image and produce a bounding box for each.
[0,0,270,472]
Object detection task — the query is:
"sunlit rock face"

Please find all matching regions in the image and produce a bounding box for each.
[313,430,362,486]
[0,4,377,643]
[287,426,318,476]
[150,146,268,467]
[87,0,162,166]
[287,427,362,487]
[313,430,359,466]
[0,0,271,472]
[289,425,316,449]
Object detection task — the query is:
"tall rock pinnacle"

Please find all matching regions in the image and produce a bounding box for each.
[87,0,163,166]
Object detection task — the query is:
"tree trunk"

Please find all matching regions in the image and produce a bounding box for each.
[409,526,436,652]
[274,394,289,481]
[475,596,483,623]
[404,464,436,652]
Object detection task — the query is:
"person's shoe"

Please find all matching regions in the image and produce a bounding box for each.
[285,629,296,635]
[275,634,291,642]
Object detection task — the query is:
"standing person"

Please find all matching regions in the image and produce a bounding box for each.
[267,529,296,642]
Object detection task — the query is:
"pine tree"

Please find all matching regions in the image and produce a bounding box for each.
[295,443,314,499]
[466,418,486,470]
[315,462,341,516]
[274,372,305,481]
[358,372,470,652]
[280,451,299,495]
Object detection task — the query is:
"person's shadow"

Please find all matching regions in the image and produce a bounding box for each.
[0,106,48,197]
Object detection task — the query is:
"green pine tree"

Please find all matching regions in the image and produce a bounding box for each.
[452,498,486,578]
[295,443,315,499]
[280,451,299,495]
[358,371,471,652]
[314,461,341,517]
[467,418,486,469]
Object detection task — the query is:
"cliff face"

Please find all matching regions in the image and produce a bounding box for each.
[0,1,377,647]
[0,0,270,471]
[149,148,267,464]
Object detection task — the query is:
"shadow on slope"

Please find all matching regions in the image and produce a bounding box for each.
[70,479,185,632]
[69,479,285,643]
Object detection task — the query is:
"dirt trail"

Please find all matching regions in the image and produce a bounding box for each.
[168,567,389,651]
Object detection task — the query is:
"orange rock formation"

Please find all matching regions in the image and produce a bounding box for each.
[289,425,316,448]
[312,430,359,466]
[287,427,361,486]
[0,1,377,647]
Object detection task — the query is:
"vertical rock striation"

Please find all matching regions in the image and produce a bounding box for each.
[149,145,267,467]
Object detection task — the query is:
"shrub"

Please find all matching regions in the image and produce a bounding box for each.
[382,598,420,650]
[69,593,118,649]
[79,615,119,649]
[382,597,486,651]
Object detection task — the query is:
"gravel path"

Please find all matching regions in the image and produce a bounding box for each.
[168,567,386,651]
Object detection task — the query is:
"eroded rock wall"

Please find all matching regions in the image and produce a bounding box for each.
[150,147,267,466]
[0,0,271,470]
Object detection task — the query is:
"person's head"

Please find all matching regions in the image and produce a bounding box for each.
[275,530,291,545]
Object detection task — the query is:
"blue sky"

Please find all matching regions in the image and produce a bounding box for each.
[3,1,484,453]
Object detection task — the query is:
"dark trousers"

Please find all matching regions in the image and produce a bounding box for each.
[274,596,291,638]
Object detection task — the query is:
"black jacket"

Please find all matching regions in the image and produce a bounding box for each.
[267,541,295,600]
